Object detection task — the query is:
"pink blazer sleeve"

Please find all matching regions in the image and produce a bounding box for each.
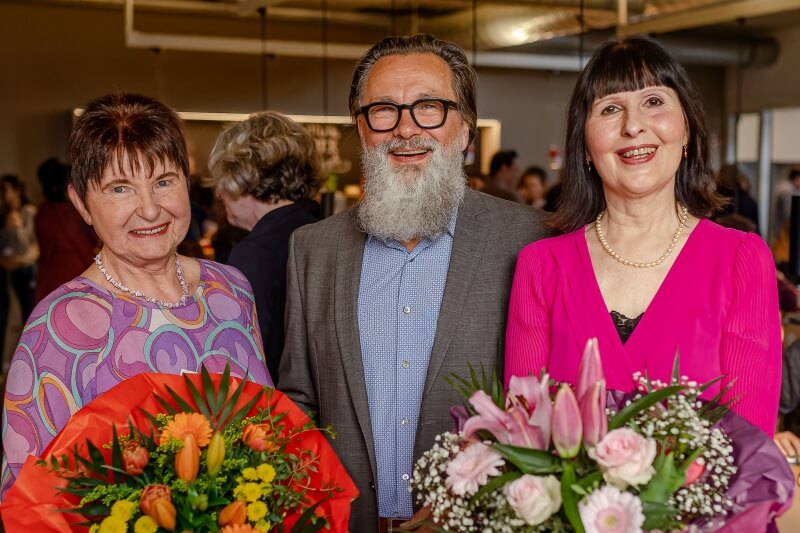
[505,243,551,386]
[720,234,782,436]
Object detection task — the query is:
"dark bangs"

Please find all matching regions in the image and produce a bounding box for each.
[69,93,189,202]
[585,39,685,103]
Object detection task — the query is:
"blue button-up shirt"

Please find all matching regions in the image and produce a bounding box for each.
[358,214,456,518]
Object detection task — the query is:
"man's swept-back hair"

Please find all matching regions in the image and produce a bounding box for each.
[349,33,478,144]
[68,93,189,202]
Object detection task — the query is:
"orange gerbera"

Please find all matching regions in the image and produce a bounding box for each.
[159,413,213,447]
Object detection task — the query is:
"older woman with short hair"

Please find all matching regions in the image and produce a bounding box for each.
[206,111,320,381]
[0,93,271,498]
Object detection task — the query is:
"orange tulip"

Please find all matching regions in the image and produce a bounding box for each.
[175,434,200,482]
[242,424,278,452]
[150,498,177,531]
[218,501,247,526]
[140,484,172,515]
[221,525,259,533]
[122,443,150,475]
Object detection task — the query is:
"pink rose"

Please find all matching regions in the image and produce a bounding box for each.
[589,428,656,488]
[445,442,504,496]
[505,474,562,526]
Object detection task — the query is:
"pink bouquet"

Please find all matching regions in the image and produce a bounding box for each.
[411,339,794,532]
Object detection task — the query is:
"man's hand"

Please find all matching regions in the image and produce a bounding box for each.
[775,430,800,461]
[399,506,436,532]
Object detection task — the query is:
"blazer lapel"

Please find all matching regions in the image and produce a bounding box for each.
[333,214,377,473]
[422,191,489,399]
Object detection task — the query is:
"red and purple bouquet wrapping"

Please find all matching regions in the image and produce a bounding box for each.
[0,365,358,532]
[410,339,794,533]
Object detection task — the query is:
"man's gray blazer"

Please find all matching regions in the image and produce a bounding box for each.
[278,188,549,531]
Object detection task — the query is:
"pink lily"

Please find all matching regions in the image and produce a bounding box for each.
[463,390,547,449]
[580,380,607,448]
[552,384,582,458]
[507,373,553,445]
[577,338,604,401]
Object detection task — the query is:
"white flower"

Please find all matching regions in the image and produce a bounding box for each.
[579,485,645,533]
[589,428,657,488]
[445,442,504,496]
[504,474,562,526]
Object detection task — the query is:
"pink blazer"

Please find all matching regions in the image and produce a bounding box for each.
[505,219,782,436]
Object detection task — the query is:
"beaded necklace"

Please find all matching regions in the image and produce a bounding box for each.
[94,250,189,308]
[594,202,689,269]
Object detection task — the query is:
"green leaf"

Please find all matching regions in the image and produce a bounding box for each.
[110,425,124,483]
[570,483,589,496]
[183,377,211,420]
[575,470,603,490]
[697,375,724,394]
[201,363,219,415]
[492,443,562,474]
[474,471,522,501]
[289,500,329,533]
[671,352,681,384]
[642,501,681,531]
[640,452,685,504]
[560,462,585,533]
[163,384,196,414]
[608,385,685,430]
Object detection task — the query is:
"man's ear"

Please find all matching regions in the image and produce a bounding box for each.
[68,184,93,226]
[459,122,469,153]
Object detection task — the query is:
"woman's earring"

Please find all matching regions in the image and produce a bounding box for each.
[586,159,593,170]
[682,144,688,159]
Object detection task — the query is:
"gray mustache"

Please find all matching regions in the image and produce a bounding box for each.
[380,138,438,152]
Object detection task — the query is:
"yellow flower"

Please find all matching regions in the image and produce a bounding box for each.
[247,501,268,522]
[110,500,135,521]
[134,515,159,533]
[242,467,259,481]
[256,464,276,483]
[159,412,213,447]
[98,514,128,533]
[241,482,263,502]
[256,519,271,532]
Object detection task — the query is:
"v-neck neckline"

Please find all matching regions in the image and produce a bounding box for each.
[577,218,705,353]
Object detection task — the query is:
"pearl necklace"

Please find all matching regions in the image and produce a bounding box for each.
[94,251,189,308]
[595,202,689,269]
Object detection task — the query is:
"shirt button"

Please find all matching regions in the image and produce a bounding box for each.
[402,473,410,481]
[402,306,411,314]
[402,360,410,369]
[401,417,409,425]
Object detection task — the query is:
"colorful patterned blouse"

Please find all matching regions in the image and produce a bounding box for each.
[0,259,272,498]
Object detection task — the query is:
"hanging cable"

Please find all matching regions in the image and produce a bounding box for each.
[472,0,478,65]
[322,0,328,117]
[579,0,586,68]
[259,7,268,110]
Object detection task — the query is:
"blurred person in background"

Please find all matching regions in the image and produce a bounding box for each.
[483,149,522,202]
[206,111,321,381]
[0,93,271,499]
[517,165,547,208]
[714,164,759,233]
[34,158,98,302]
[0,175,39,322]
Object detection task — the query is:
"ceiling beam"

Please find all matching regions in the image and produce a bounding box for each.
[617,0,800,36]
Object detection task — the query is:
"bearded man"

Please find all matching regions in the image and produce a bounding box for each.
[278,34,548,533]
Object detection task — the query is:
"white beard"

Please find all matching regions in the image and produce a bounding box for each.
[357,137,467,242]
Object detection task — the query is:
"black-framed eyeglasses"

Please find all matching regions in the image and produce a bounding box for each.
[358,98,459,132]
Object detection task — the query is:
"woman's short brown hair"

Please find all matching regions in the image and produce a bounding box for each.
[68,93,189,203]
[551,35,725,233]
[205,111,320,202]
